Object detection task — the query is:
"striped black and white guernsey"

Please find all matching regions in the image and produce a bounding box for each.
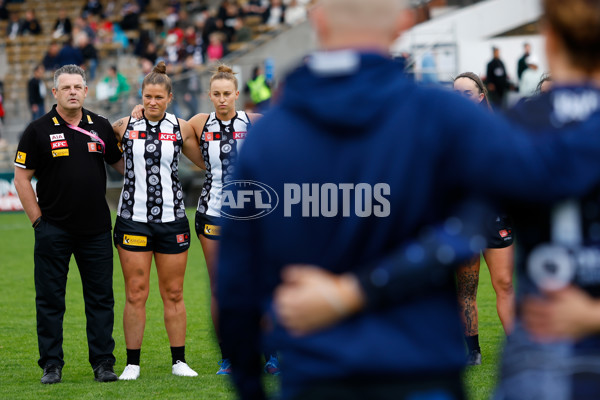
[117,112,187,223]
[197,111,250,217]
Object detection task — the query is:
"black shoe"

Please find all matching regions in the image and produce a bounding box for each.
[467,349,482,366]
[41,364,62,384]
[93,360,118,382]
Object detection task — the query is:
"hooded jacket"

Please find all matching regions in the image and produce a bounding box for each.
[218,51,600,400]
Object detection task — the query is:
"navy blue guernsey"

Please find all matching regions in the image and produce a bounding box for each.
[217,52,600,399]
[497,86,600,399]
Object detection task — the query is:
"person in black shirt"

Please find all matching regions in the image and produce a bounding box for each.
[52,9,72,39]
[27,64,46,121]
[485,46,509,109]
[13,64,124,385]
[20,9,41,35]
[516,42,531,83]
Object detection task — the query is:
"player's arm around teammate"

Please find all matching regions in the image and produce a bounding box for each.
[110,61,198,380]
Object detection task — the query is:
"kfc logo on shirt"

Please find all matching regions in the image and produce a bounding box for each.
[233,131,247,140]
[159,133,177,141]
[51,140,68,149]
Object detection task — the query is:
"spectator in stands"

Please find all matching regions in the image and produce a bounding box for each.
[28,64,47,121]
[518,54,543,98]
[120,1,141,31]
[222,1,242,42]
[245,64,272,112]
[78,34,98,81]
[82,0,103,18]
[52,9,72,39]
[164,33,182,64]
[164,5,179,30]
[100,65,130,112]
[232,16,252,42]
[0,0,9,21]
[181,26,204,64]
[284,0,307,26]
[56,36,84,68]
[206,32,227,63]
[201,8,222,55]
[141,41,159,65]
[20,9,41,35]
[7,11,22,39]
[42,42,61,72]
[264,0,285,27]
[244,0,267,16]
[74,15,97,43]
[517,42,531,83]
[171,55,200,120]
[485,46,510,109]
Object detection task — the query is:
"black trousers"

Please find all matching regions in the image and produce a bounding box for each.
[34,219,116,369]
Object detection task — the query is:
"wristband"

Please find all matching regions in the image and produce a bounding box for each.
[32,216,42,228]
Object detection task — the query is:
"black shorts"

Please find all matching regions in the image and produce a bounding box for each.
[486,214,514,249]
[113,216,191,254]
[195,211,221,240]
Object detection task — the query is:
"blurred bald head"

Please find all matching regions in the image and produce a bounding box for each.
[312,0,410,51]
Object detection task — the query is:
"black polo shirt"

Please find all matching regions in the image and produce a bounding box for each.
[14,105,122,235]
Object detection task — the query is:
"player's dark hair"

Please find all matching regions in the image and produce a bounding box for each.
[454,72,491,110]
[142,60,172,94]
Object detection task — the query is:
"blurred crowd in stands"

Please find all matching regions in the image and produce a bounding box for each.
[1,0,312,78]
[0,0,312,124]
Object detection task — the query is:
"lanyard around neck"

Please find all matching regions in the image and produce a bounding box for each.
[67,123,105,154]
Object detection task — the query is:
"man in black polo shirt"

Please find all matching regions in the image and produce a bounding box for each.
[13,64,124,384]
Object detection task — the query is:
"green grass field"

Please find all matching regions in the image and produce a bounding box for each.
[0,210,503,400]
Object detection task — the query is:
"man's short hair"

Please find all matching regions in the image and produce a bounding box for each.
[53,64,87,88]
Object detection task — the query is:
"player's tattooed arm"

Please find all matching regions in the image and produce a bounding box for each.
[112,118,127,141]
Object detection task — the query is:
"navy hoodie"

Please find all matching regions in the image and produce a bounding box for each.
[218,51,600,400]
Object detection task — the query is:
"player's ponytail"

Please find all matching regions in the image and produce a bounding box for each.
[209,64,238,90]
[143,60,172,94]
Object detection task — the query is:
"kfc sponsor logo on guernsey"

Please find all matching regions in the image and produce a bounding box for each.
[159,133,177,141]
[51,141,68,149]
[50,133,65,141]
[233,131,247,140]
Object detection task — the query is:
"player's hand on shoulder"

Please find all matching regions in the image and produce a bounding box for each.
[131,104,144,120]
